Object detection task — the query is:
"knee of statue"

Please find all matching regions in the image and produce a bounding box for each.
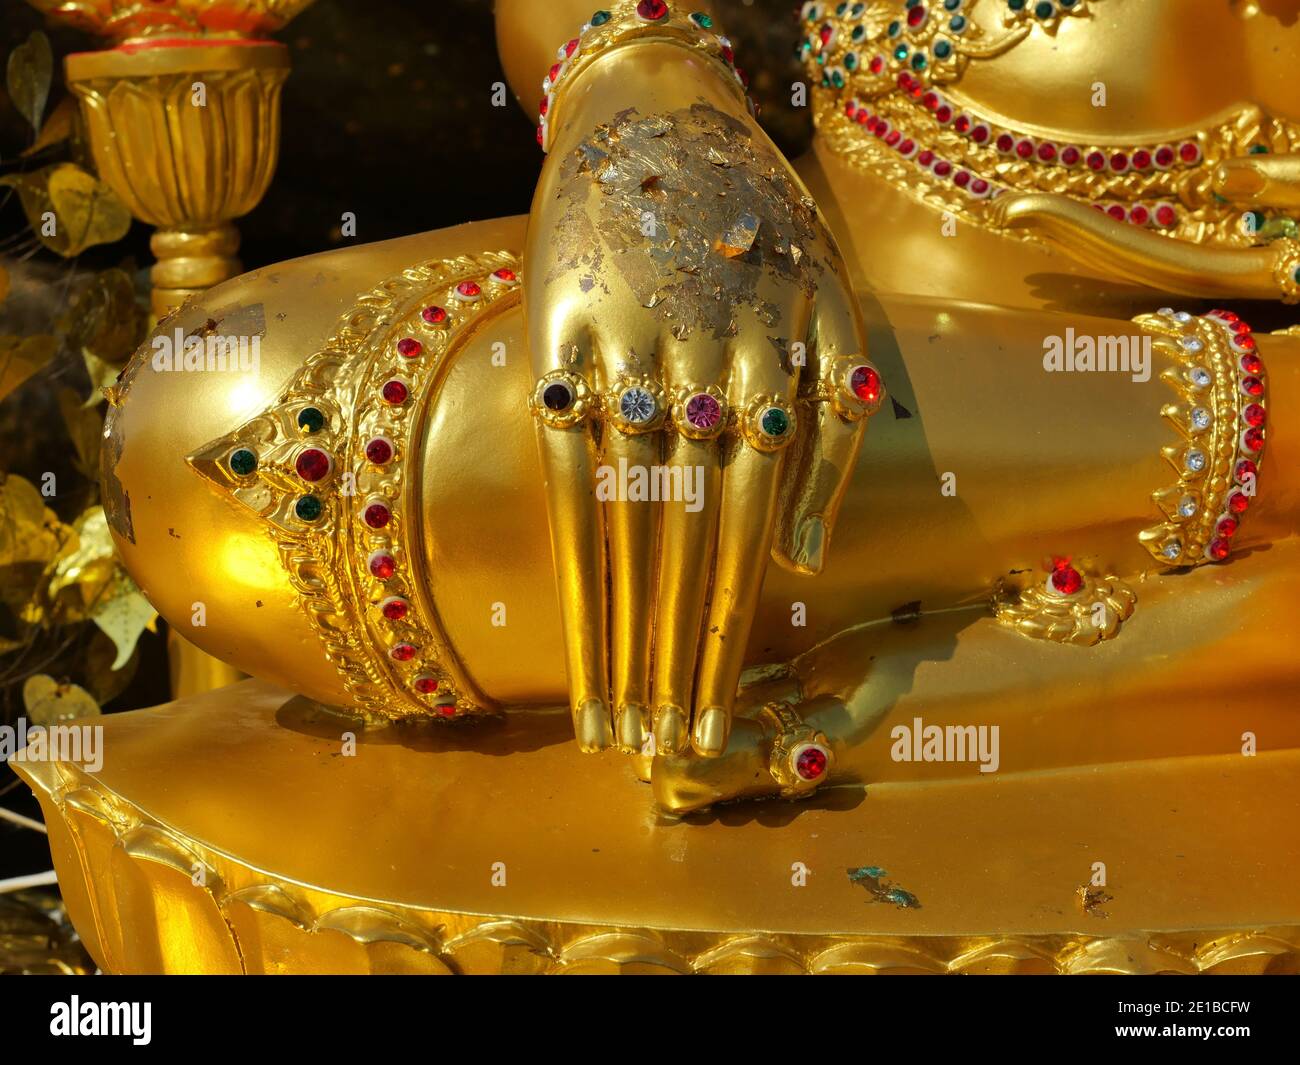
[104,245,567,720]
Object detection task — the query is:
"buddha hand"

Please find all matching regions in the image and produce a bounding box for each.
[523,44,880,756]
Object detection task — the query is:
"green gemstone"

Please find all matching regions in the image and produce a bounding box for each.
[836,2,847,13]
[295,495,323,522]
[911,52,927,69]
[888,20,901,36]
[297,407,326,434]
[934,39,952,58]
[1293,264,1300,283]
[691,11,713,29]
[760,408,790,437]
[944,0,961,8]
[1060,0,1076,6]
[1249,144,1269,154]
[1008,0,1026,9]
[852,3,865,14]
[894,44,909,60]
[1034,0,1054,16]
[831,69,845,87]
[906,0,921,7]
[591,10,611,27]
[852,25,865,40]
[229,448,257,476]
[821,74,830,87]
[1243,210,1263,234]
[844,52,858,70]
[950,14,967,31]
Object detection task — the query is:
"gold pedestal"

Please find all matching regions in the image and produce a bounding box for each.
[12,680,1300,974]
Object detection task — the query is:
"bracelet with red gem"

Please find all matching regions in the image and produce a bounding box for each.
[1136,308,1267,567]
[760,702,832,798]
[536,1,755,153]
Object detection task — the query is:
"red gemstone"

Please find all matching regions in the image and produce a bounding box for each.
[1243,426,1265,452]
[721,45,735,65]
[971,178,990,195]
[907,5,926,27]
[1061,145,1081,166]
[1107,204,1126,221]
[933,160,953,177]
[365,437,394,465]
[1015,139,1034,159]
[856,109,870,125]
[536,125,544,147]
[413,675,439,694]
[1110,151,1129,172]
[397,337,422,358]
[996,132,1015,153]
[369,551,396,580]
[873,121,888,138]
[437,704,457,718]
[539,96,549,116]
[422,306,447,325]
[1154,146,1175,168]
[564,37,578,57]
[390,642,416,662]
[382,379,409,405]
[917,149,935,167]
[1233,333,1256,351]
[1229,491,1250,514]
[1129,204,1150,226]
[1037,142,1057,162]
[1232,320,1252,334]
[935,104,953,123]
[850,365,881,403]
[886,130,901,147]
[1179,141,1201,164]
[898,138,915,155]
[493,267,518,282]
[1243,403,1266,427]
[819,23,833,44]
[971,124,990,144]
[548,62,562,84]
[796,745,828,781]
[1242,376,1264,397]
[1050,560,1083,595]
[1217,516,1239,538]
[1132,148,1152,170]
[870,55,885,74]
[1207,538,1231,561]
[844,101,856,117]
[295,448,331,482]
[953,169,971,188]
[1240,352,1262,374]
[953,114,971,134]
[1086,151,1106,171]
[1220,310,1240,323]
[364,502,392,529]
[456,280,482,299]
[1155,204,1177,227]
[381,597,409,621]
[922,91,938,109]
[1235,460,1257,484]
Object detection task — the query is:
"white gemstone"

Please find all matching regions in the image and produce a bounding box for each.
[1180,336,1204,353]
[1158,307,1175,316]
[1174,311,1193,323]
[1162,542,1182,559]
[1191,407,1211,430]
[1178,496,1197,518]
[1189,367,1212,388]
[1186,450,1207,472]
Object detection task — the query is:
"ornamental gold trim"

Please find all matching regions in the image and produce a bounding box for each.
[992,561,1135,646]
[187,253,523,720]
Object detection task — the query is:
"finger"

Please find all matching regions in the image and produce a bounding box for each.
[650,425,723,755]
[530,333,612,752]
[602,386,665,753]
[1214,155,1300,209]
[774,279,881,576]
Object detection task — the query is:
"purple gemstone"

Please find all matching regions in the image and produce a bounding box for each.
[685,392,722,431]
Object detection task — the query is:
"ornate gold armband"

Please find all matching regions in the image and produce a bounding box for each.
[759,703,832,799]
[537,1,755,152]
[1136,308,1267,567]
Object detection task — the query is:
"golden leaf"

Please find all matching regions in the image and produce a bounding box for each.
[0,164,132,257]
[57,387,102,478]
[0,334,56,404]
[22,674,101,726]
[91,573,156,670]
[47,506,116,607]
[65,268,146,366]
[6,31,52,132]
[84,628,139,704]
[0,473,64,568]
[21,94,78,158]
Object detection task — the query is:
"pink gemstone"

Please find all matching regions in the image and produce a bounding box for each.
[953,114,971,134]
[437,704,457,718]
[564,38,578,57]
[390,642,416,662]
[796,745,828,781]
[685,392,722,430]
[871,55,885,74]
[422,306,447,325]
[898,138,915,155]
[382,379,409,405]
[907,5,926,27]
[921,91,938,109]
[295,448,331,482]
[364,502,392,529]
[970,178,990,195]
[886,130,901,147]
[1233,333,1257,351]
[397,337,422,358]
[538,96,549,116]
[548,62,562,84]
[365,437,394,465]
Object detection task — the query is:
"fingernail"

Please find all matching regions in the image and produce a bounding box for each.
[693,706,730,757]
[574,699,613,752]
[615,702,649,753]
[653,704,689,755]
[1214,161,1266,199]
[794,515,827,574]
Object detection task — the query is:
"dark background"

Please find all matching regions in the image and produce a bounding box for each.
[0,0,810,882]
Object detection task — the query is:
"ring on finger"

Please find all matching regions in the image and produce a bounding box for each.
[532,369,594,429]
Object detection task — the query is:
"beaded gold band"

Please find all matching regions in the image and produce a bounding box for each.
[1136,307,1267,567]
[537,1,755,152]
[758,703,832,798]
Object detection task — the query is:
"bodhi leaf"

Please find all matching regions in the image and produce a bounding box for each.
[91,573,156,669]
[57,387,103,478]
[84,628,139,704]
[22,674,101,726]
[0,473,64,568]
[0,334,56,403]
[6,31,52,132]
[0,164,131,257]
[21,94,78,158]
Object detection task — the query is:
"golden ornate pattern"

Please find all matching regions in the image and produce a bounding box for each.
[992,561,1136,646]
[1135,309,1267,567]
[188,254,524,719]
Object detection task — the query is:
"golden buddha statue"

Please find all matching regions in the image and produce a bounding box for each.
[15,0,1300,974]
